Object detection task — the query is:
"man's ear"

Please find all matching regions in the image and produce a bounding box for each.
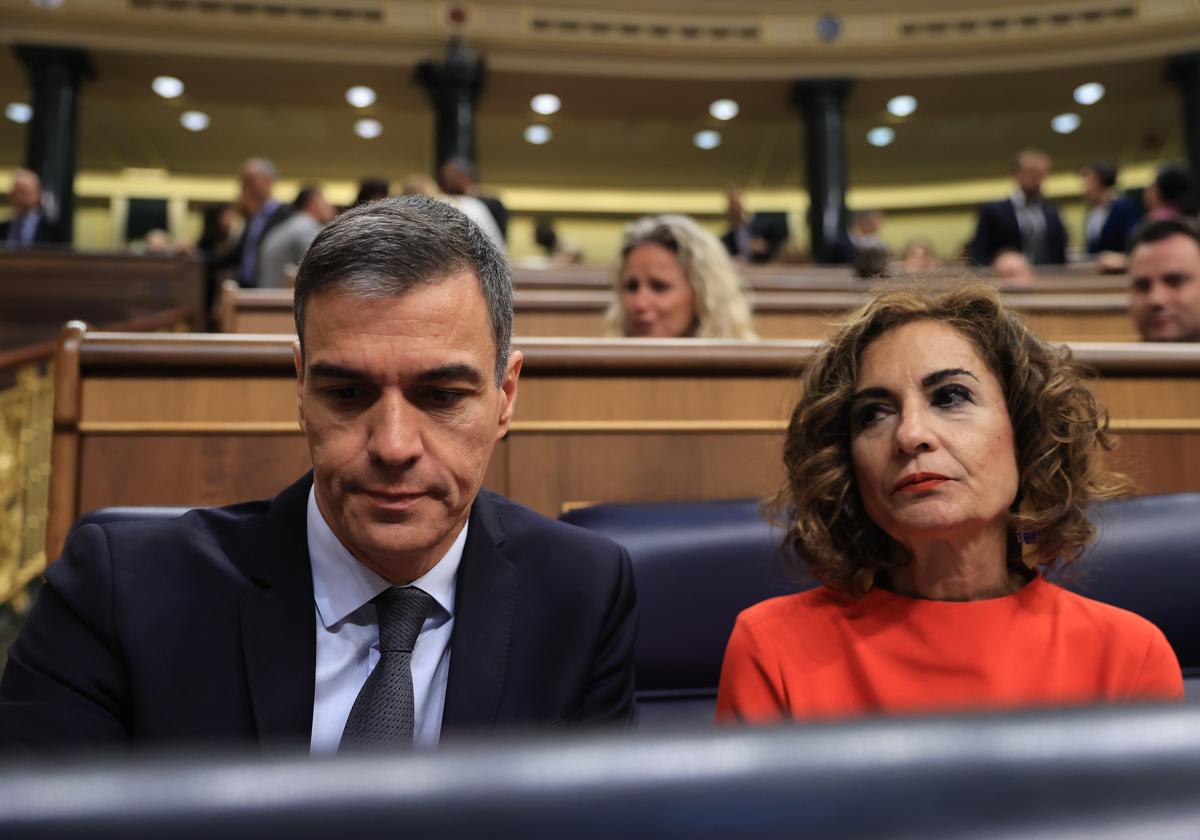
[292,340,306,434]
[496,350,523,440]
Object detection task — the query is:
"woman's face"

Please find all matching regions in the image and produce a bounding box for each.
[620,243,697,338]
[848,320,1019,548]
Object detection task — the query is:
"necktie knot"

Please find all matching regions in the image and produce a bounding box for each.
[375,586,435,653]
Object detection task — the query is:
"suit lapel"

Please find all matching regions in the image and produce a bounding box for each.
[235,474,317,746]
[442,491,517,731]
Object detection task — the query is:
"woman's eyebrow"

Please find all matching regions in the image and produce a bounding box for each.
[850,385,892,403]
[921,368,980,388]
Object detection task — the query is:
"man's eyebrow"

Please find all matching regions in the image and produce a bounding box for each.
[415,364,485,386]
[308,361,369,381]
[922,368,980,387]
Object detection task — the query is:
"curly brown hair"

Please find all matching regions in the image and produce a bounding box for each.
[775,282,1132,597]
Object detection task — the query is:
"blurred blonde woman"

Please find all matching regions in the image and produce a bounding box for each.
[606,214,757,339]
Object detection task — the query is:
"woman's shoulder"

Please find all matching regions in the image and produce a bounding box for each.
[1039,579,1168,642]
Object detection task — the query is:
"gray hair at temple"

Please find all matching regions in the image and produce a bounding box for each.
[293,195,513,384]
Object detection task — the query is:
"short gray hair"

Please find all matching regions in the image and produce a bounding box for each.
[293,195,513,384]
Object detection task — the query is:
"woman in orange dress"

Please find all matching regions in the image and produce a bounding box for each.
[716,284,1183,721]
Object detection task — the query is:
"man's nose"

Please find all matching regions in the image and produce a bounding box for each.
[367,393,423,467]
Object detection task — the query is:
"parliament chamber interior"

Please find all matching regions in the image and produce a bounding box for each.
[2,0,1200,836]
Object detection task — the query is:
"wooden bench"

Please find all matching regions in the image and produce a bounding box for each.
[220,284,1139,343]
[0,250,206,354]
[45,330,1200,562]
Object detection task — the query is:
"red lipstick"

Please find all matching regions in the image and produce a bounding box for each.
[894,472,951,493]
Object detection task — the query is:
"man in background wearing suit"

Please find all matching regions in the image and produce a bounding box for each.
[1081,162,1139,256]
[211,157,294,287]
[1,169,60,247]
[0,196,637,751]
[971,149,1068,267]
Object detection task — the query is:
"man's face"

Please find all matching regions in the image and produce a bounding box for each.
[309,192,336,225]
[1129,234,1200,342]
[1080,169,1104,205]
[238,164,273,215]
[10,172,40,214]
[1015,155,1050,197]
[296,275,521,583]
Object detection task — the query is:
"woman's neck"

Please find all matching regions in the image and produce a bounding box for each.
[884,526,1025,602]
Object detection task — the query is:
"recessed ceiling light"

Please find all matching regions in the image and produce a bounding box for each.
[346,86,377,108]
[524,124,553,144]
[886,95,917,117]
[1051,112,1081,134]
[693,130,721,150]
[866,126,895,147]
[709,99,739,121]
[354,118,383,139]
[530,94,561,116]
[30,0,65,9]
[5,102,32,124]
[180,111,209,132]
[1073,82,1105,106]
[152,76,184,99]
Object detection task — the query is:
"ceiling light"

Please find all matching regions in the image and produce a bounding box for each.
[866,126,895,147]
[524,124,552,145]
[709,99,739,121]
[886,95,917,117]
[1051,113,1081,134]
[152,76,184,99]
[180,111,209,131]
[530,94,561,116]
[693,130,721,150]
[346,86,376,108]
[1073,82,1105,106]
[354,118,383,139]
[5,102,32,124]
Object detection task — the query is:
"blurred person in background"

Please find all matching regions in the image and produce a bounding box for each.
[439,156,508,243]
[354,178,390,206]
[257,185,337,288]
[899,238,939,274]
[990,249,1036,288]
[718,284,1182,722]
[1142,163,1192,223]
[1126,217,1200,342]
[721,189,788,264]
[1,168,60,247]
[533,217,583,265]
[401,174,505,253]
[1081,162,1139,256]
[210,158,293,287]
[971,150,1067,267]
[607,214,757,339]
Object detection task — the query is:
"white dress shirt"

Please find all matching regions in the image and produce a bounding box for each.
[307,487,464,753]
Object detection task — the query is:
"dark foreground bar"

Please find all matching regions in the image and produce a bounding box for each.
[2,704,1200,839]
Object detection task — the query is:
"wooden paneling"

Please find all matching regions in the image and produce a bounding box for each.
[222,285,1139,344]
[46,332,1200,559]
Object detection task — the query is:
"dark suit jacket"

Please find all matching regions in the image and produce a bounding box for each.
[477,195,509,242]
[721,215,788,264]
[0,475,636,751]
[1087,196,1140,255]
[970,197,1068,266]
[0,214,62,247]
[209,203,294,287]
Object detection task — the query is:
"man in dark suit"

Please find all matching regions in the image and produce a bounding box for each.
[720,189,788,264]
[1081,162,1139,255]
[1,169,61,247]
[210,157,293,287]
[971,150,1068,267]
[0,196,636,752]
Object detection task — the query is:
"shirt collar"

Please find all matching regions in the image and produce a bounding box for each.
[307,485,464,629]
[1010,189,1042,210]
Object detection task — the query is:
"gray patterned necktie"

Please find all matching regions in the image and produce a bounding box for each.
[339,586,435,750]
